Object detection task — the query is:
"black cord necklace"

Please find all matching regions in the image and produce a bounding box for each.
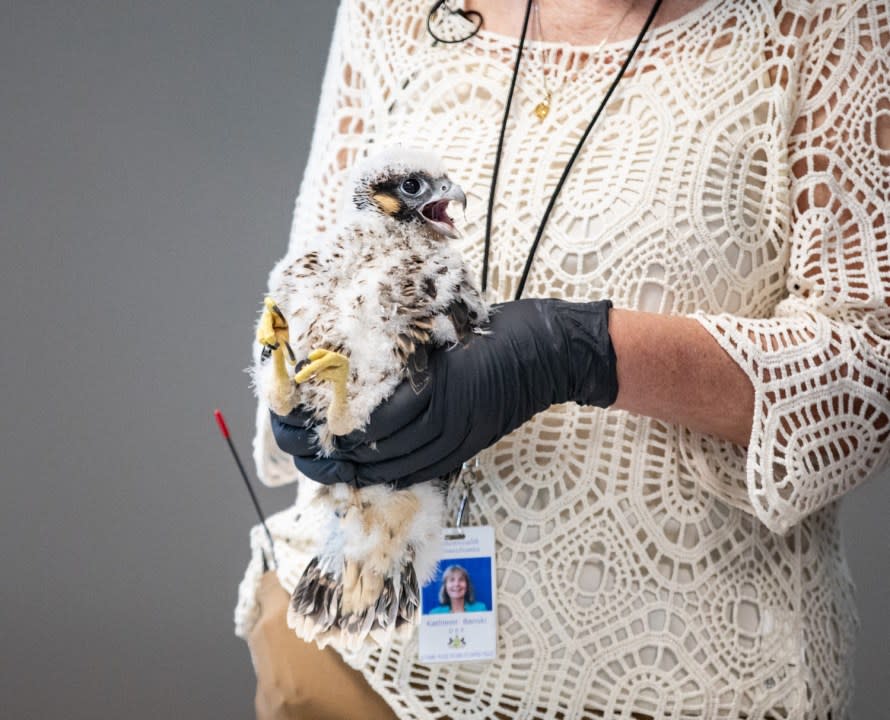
[479,0,664,300]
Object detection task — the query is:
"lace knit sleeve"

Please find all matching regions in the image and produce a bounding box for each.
[253,0,372,486]
[692,0,890,534]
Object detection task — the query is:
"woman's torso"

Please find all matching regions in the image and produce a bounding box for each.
[242,1,861,717]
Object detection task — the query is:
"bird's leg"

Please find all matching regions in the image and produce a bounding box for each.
[340,492,421,614]
[343,556,361,601]
[356,568,385,611]
[256,297,297,408]
[294,348,352,435]
[341,561,384,615]
[339,503,386,615]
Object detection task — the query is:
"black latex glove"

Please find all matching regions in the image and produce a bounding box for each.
[271,298,618,488]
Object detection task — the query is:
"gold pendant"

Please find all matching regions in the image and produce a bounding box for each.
[533,92,551,121]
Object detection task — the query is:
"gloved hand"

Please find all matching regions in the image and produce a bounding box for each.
[271,298,618,488]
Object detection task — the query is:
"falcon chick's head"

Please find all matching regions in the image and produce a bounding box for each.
[346,148,467,239]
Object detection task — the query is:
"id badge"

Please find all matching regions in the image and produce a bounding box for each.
[418,525,497,663]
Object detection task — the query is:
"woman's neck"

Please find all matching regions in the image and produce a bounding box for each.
[451,599,466,612]
[465,0,708,45]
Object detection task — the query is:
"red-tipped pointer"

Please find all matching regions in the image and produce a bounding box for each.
[214,408,277,569]
[214,408,231,438]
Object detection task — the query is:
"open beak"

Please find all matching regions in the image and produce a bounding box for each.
[419,179,466,239]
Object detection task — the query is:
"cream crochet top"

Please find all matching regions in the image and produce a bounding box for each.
[235,0,890,717]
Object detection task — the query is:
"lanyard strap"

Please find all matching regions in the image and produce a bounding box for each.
[480,0,664,300]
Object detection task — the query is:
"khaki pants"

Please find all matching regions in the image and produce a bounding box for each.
[247,571,398,720]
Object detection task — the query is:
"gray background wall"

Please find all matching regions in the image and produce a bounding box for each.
[1,2,887,718]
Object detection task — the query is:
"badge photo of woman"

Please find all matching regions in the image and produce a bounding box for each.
[428,564,488,614]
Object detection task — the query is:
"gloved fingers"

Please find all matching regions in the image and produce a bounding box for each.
[354,386,541,489]
[356,424,482,489]
[334,418,445,464]
[386,404,536,488]
[332,373,435,452]
[352,420,475,487]
[270,408,321,458]
[333,390,445,464]
[293,454,359,486]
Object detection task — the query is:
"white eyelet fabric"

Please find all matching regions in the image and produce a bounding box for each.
[235,1,890,717]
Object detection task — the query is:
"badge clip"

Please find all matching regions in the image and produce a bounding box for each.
[447,458,480,540]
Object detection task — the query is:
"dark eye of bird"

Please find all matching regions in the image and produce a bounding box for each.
[401,177,421,195]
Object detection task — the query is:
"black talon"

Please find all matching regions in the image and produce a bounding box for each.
[260,342,280,362]
[271,303,287,323]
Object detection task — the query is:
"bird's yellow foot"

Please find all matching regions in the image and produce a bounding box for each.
[295,348,352,435]
[256,297,291,352]
[257,297,296,404]
[294,348,349,385]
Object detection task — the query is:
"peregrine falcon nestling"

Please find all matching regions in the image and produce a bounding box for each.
[252,147,489,649]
